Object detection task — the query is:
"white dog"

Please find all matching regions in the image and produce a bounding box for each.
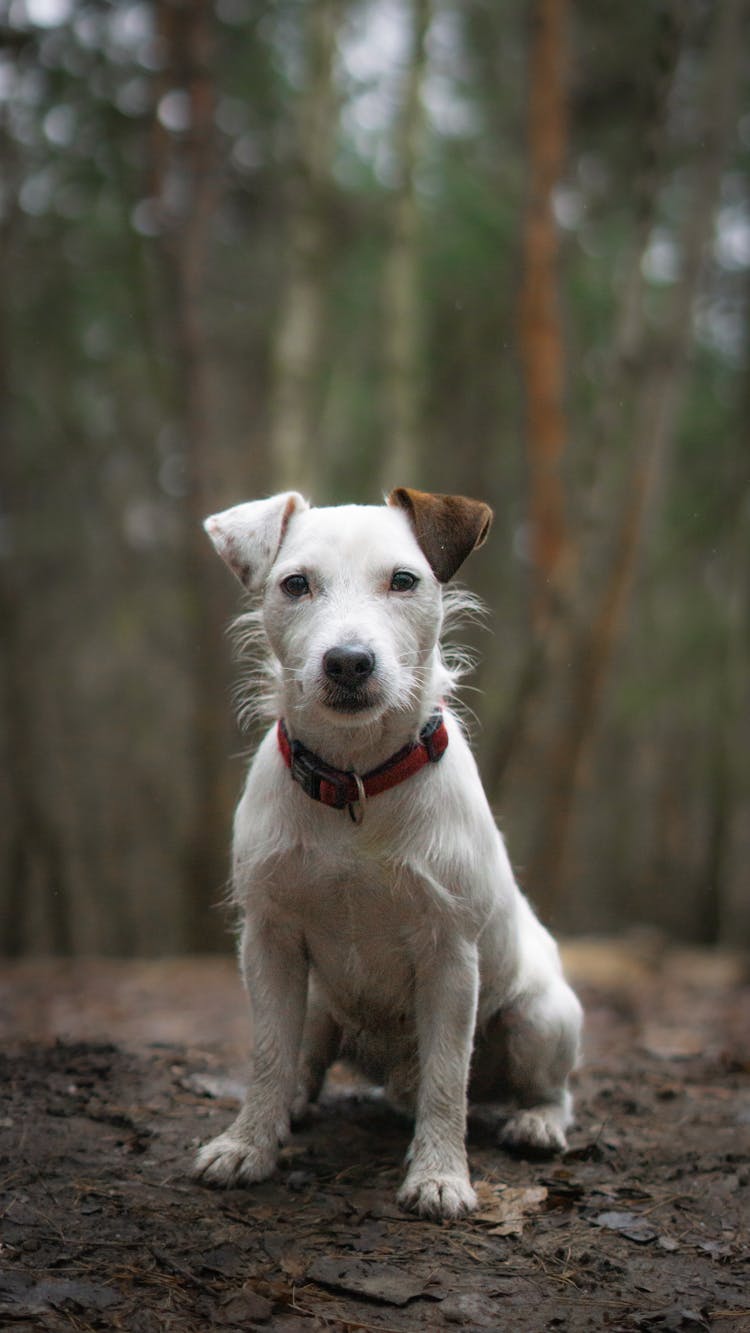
[194,487,582,1220]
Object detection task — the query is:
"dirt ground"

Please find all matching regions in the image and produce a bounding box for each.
[1,939,749,1332]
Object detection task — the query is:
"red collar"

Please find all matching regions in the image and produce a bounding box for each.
[277,710,448,820]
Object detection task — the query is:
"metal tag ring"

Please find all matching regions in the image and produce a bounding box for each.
[347,774,366,825]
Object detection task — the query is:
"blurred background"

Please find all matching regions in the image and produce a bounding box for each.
[1,0,748,958]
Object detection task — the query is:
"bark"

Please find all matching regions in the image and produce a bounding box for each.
[525,0,747,913]
[380,0,431,489]
[480,0,571,791]
[704,271,750,943]
[151,0,232,951]
[268,0,343,494]
[518,0,571,633]
[488,7,684,797]
[579,4,683,536]
[0,538,73,956]
[0,130,72,955]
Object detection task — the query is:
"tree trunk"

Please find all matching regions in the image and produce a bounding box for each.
[380,0,431,490]
[487,5,684,799]
[0,128,72,955]
[704,268,750,943]
[518,0,571,634]
[524,0,747,913]
[268,0,343,495]
[481,0,570,795]
[151,0,232,951]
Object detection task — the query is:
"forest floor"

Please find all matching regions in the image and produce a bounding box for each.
[1,939,749,1333]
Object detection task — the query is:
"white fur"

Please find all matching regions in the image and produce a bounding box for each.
[194,493,583,1220]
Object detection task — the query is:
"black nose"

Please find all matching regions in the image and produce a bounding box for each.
[323,644,376,687]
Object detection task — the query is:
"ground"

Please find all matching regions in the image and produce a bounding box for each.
[1,940,749,1333]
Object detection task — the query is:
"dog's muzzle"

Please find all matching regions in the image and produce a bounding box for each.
[321,643,378,712]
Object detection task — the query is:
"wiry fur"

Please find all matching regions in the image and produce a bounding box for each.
[230,582,485,737]
[194,492,583,1220]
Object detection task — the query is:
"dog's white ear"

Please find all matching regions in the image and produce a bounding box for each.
[387,487,493,583]
[204,492,309,591]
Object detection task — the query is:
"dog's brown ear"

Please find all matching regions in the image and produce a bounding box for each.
[387,487,493,583]
[204,491,309,592]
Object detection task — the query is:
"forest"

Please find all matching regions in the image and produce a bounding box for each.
[1,0,749,955]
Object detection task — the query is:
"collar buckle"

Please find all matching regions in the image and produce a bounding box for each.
[291,741,352,809]
[290,742,323,802]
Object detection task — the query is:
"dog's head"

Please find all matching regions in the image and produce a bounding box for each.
[204,489,492,729]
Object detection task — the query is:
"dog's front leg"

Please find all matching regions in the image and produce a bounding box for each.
[398,936,479,1220]
[194,915,307,1187]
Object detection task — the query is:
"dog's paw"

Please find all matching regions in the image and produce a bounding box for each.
[397,1171,477,1220]
[193,1131,277,1187]
[500,1107,568,1155]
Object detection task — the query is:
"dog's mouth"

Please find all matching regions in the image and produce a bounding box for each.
[320,683,382,715]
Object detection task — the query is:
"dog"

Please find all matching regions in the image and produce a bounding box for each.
[194,486,582,1219]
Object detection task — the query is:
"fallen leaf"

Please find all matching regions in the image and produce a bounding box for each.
[634,1308,710,1331]
[262,1236,307,1279]
[179,1072,244,1101]
[441,1292,503,1325]
[198,1244,245,1277]
[542,1176,585,1207]
[306,1258,428,1306]
[640,1026,706,1059]
[696,1238,735,1261]
[473,1183,548,1235]
[593,1210,658,1244]
[564,1140,610,1162]
[219,1287,273,1326]
[0,1273,121,1314]
[657,1235,680,1252]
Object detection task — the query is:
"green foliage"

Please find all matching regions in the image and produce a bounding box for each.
[1,0,748,950]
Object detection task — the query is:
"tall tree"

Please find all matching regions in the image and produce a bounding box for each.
[267,0,343,495]
[0,116,72,954]
[380,0,431,489]
[150,0,231,950]
[518,0,571,635]
[523,0,747,912]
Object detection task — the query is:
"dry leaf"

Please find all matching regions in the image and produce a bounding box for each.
[179,1072,244,1101]
[639,1026,706,1059]
[306,1258,428,1306]
[594,1210,657,1244]
[473,1182,548,1235]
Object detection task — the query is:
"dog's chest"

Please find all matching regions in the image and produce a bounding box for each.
[270,846,427,1020]
[309,897,414,1024]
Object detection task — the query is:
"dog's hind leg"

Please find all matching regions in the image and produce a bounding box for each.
[471,974,582,1153]
[290,976,341,1121]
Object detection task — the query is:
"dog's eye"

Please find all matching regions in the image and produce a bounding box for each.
[281,574,310,599]
[390,570,419,592]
